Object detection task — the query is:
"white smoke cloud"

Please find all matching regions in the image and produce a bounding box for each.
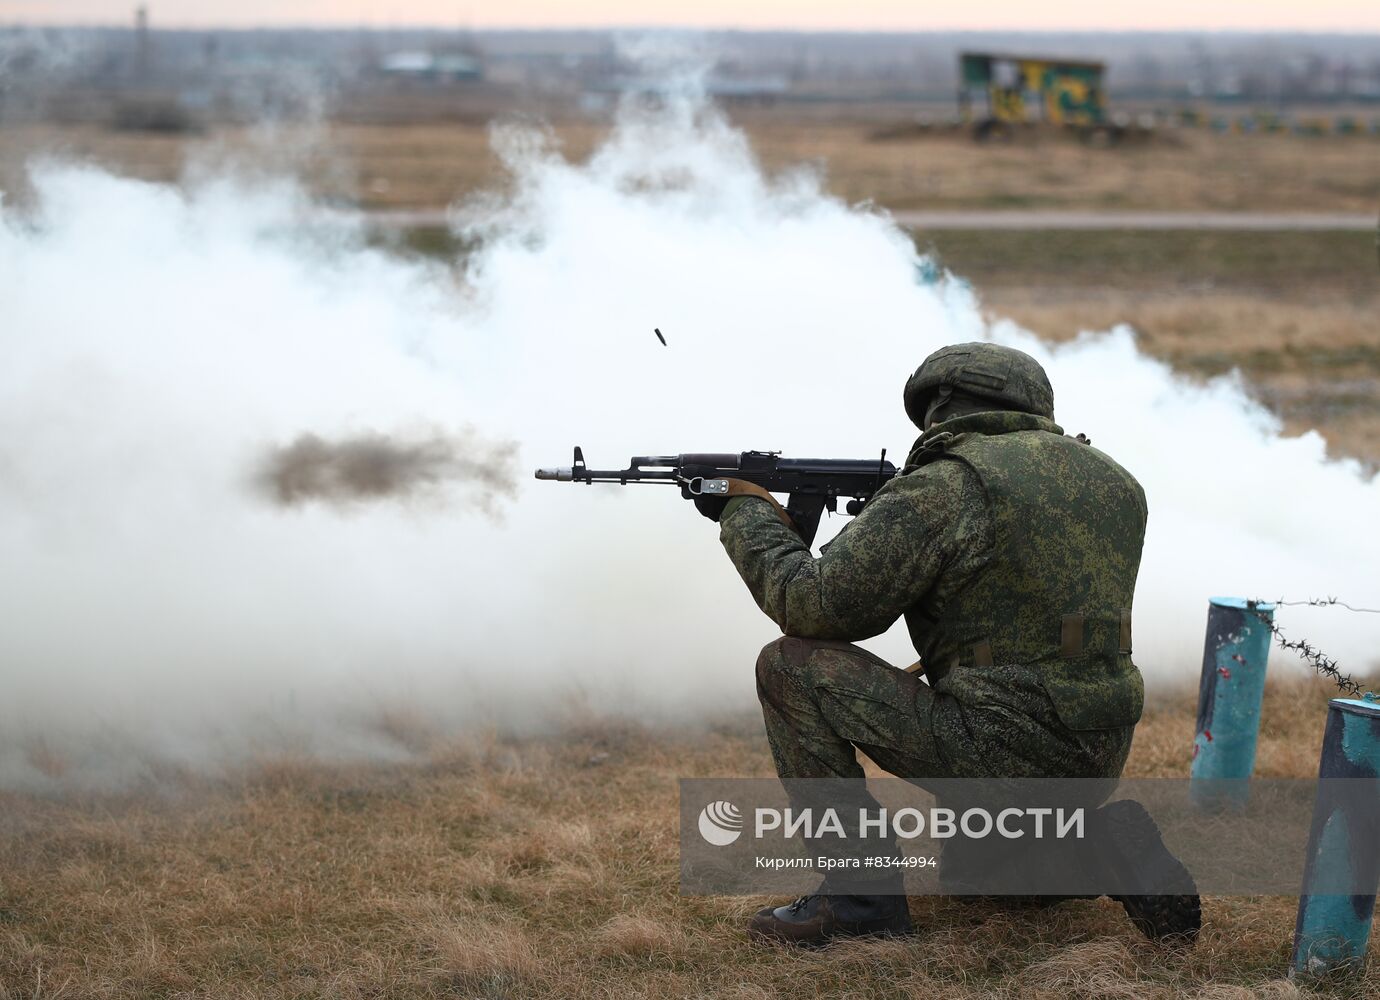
[1,73,1376,790]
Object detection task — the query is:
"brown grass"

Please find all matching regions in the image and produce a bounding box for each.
[747,120,1380,214]
[3,118,1373,465]
[1,677,1376,999]
[980,289,1380,464]
[1,102,1375,997]
[921,229,1380,468]
[2,118,1377,214]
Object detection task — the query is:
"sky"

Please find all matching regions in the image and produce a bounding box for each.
[2,0,1379,32]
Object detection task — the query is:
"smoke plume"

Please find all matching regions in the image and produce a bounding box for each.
[256,430,517,511]
[1,55,1376,790]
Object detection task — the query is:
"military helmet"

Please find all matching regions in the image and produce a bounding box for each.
[904,342,1055,428]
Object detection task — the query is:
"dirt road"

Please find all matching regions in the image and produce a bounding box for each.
[369,208,1378,231]
[890,210,1379,231]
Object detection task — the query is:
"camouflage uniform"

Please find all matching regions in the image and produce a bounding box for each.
[719,408,1147,786]
[716,348,1202,937]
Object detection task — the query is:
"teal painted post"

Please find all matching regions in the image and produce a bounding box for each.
[1291,697,1380,978]
[1191,598,1275,792]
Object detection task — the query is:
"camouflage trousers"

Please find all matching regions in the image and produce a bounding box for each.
[755,636,1134,784]
[754,637,1135,886]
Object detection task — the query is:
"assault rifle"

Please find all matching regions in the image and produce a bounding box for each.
[534,447,897,546]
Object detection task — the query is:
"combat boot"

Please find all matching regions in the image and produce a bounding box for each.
[1095,798,1202,945]
[747,883,914,947]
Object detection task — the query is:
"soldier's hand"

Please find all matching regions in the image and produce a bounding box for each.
[694,494,730,522]
[692,480,790,529]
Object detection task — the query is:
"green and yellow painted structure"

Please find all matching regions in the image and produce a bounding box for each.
[958,51,1111,139]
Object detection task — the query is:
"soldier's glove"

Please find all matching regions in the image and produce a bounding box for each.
[694,493,731,521]
[692,479,798,534]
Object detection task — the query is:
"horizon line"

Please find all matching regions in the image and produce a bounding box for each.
[6,21,1380,36]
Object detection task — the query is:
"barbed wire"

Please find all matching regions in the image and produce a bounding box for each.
[1271,597,1380,614]
[1247,597,1374,697]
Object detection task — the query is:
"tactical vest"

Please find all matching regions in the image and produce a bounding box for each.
[910,412,1147,731]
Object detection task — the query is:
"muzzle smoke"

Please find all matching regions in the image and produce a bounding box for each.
[1,57,1376,790]
[256,430,517,511]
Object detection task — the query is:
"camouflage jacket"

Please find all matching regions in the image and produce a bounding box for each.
[718,410,1147,730]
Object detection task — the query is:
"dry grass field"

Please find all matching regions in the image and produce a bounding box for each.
[920,230,1380,468]
[391,223,1380,468]
[744,121,1380,214]
[12,120,1368,460]
[1,118,1377,214]
[2,108,1377,998]
[0,678,1374,999]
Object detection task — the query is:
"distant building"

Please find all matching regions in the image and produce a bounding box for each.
[378,51,482,83]
[959,52,1107,127]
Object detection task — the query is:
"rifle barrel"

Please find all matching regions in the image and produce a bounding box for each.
[533,467,679,483]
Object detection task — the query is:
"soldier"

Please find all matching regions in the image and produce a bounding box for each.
[694,342,1199,947]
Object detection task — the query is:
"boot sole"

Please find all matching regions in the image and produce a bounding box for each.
[1098,799,1202,945]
